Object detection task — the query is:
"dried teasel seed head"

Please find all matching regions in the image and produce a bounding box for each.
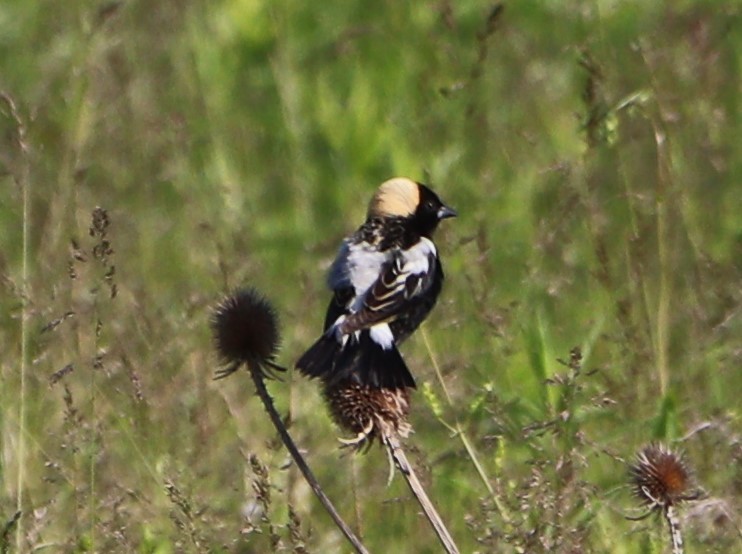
[324,380,412,449]
[630,442,695,509]
[211,288,283,379]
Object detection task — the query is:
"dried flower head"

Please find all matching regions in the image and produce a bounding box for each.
[630,443,694,510]
[324,380,412,450]
[211,288,283,379]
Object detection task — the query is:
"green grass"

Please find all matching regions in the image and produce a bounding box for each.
[1,1,741,552]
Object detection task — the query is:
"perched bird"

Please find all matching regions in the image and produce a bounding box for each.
[296,177,456,389]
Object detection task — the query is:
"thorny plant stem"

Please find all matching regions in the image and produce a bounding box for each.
[2,91,30,552]
[247,366,371,554]
[665,506,685,554]
[383,433,460,554]
[421,328,512,524]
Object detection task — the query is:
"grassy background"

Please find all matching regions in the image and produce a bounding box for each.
[1,1,741,552]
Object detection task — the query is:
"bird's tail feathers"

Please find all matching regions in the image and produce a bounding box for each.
[296,331,416,389]
[295,333,339,379]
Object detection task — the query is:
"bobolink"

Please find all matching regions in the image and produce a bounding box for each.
[296,177,456,389]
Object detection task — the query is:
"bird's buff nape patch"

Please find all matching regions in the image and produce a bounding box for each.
[367,177,420,219]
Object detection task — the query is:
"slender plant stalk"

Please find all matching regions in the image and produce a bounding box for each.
[665,506,684,554]
[18,202,28,552]
[247,366,371,554]
[637,43,674,397]
[420,328,511,524]
[383,433,460,554]
[652,123,671,397]
[89,314,99,551]
[19,119,29,554]
[1,91,30,553]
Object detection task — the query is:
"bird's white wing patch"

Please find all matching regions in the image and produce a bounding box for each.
[369,323,394,350]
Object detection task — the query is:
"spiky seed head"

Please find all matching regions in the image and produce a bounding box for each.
[367,178,421,219]
[324,380,412,448]
[630,443,694,509]
[211,288,280,375]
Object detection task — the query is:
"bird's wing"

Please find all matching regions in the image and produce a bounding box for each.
[337,239,437,336]
[323,286,353,331]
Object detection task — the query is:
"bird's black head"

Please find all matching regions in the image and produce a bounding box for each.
[412,183,457,237]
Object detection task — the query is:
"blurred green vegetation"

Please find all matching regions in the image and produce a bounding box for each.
[1,1,741,552]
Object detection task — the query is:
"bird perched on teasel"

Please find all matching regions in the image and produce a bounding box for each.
[296,177,456,389]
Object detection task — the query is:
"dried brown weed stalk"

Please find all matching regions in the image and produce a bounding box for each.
[212,288,369,554]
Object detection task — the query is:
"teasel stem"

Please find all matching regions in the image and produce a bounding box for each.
[382,432,460,554]
[248,365,370,554]
[665,505,684,554]
[212,289,369,553]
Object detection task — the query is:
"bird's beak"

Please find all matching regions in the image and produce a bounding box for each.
[437,205,457,220]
